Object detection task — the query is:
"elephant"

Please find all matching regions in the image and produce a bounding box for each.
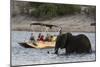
[54,33,92,54]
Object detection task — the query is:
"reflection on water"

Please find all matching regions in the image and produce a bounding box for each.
[11,31,96,66]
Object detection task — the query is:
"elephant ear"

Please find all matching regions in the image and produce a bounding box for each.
[66,33,72,42]
[55,35,62,48]
[60,33,68,48]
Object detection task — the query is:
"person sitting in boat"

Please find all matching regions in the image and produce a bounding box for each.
[45,34,53,42]
[30,33,35,42]
[29,33,37,46]
[39,35,44,41]
[45,34,49,41]
[37,33,41,41]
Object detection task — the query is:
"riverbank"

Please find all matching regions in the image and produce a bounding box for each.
[11,14,96,32]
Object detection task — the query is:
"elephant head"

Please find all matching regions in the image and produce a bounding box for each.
[54,32,92,54]
[54,33,72,54]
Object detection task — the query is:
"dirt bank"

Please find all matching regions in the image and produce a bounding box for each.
[11,14,96,32]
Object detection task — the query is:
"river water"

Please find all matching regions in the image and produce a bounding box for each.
[11,31,96,66]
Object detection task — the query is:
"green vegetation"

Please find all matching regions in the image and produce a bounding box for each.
[20,2,81,20]
[13,2,96,20]
[83,6,96,20]
[87,6,96,18]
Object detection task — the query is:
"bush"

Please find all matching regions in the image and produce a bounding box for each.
[21,3,81,20]
[31,4,58,19]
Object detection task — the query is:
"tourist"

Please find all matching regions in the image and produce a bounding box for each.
[39,35,44,41]
[30,33,35,41]
[37,33,41,41]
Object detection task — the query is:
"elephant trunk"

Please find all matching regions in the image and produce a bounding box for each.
[54,47,59,54]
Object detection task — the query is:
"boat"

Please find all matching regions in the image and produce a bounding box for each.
[19,41,56,48]
[18,23,62,48]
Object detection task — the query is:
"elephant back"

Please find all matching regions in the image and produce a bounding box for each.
[66,34,92,53]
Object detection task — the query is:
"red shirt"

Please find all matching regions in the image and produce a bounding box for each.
[39,35,44,41]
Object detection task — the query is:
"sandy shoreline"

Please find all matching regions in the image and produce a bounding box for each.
[11,14,96,32]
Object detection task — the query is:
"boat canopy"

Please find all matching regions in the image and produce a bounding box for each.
[30,23,59,29]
